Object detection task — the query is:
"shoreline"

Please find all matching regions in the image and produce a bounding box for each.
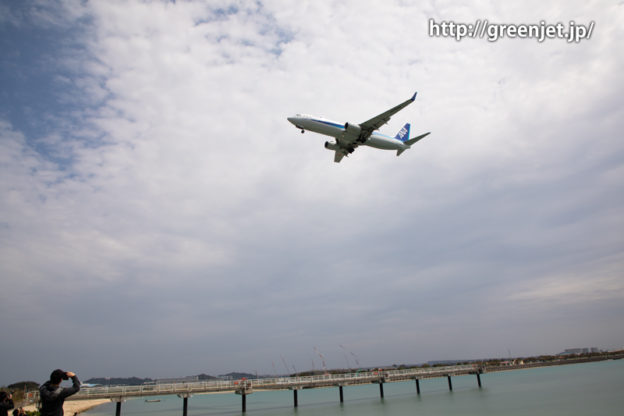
[22,399,110,415]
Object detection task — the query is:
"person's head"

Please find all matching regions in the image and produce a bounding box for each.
[50,369,69,385]
[0,391,7,401]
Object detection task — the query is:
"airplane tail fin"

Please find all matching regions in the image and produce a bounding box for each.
[396,132,431,156]
[394,123,411,142]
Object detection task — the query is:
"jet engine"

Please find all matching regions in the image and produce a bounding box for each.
[344,122,361,137]
[325,141,339,151]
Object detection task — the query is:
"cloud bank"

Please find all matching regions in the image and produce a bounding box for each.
[0,0,623,384]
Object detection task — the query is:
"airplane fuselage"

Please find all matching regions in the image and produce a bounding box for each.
[287,115,409,152]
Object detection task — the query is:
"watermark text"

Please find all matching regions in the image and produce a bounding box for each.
[428,19,595,42]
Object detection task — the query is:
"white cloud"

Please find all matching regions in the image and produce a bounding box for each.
[507,254,624,305]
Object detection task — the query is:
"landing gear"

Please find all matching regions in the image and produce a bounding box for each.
[301,129,305,134]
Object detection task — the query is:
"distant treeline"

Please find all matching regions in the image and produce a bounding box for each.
[84,373,228,386]
[0,382,39,403]
[219,373,255,380]
[84,377,152,386]
[5,381,40,391]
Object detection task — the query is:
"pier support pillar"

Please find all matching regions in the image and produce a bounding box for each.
[415,378,421,395]
[379,381,385,399]
[111,398,125,416]
[447,375,453,391]
[293,389,298,408]
[177,393,191,416]
[235,386,251,413]
[339,385,344,403]
[476,372,482,388]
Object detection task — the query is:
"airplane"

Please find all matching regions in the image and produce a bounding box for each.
[287,92,430,163]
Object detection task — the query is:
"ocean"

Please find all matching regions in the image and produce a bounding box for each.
[84,360,624,416]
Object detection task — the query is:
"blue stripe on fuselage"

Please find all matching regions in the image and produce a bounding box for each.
[373,132,395,140]
[308,119,398,142]
[312,120,396,138]
[313,119,345,129]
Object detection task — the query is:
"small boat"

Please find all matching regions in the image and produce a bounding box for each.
[145,399,161,403]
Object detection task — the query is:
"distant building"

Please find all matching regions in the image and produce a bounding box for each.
[500,359,524,366]
[559,347,601,355]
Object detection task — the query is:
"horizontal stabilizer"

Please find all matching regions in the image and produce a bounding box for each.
[405,132,431,146]
[397,132,431,157]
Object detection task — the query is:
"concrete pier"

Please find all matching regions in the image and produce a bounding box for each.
[62,364,488,415]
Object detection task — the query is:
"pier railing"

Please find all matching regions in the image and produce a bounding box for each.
[63,364,479,400]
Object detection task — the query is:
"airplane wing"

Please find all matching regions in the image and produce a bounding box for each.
[330,91,418,163]
[358,92,417,140]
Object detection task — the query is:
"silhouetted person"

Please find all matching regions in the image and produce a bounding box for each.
[39,370,80,416]
[12,407,26,416]
[0,392,14,416]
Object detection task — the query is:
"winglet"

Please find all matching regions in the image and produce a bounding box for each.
[411,92,417,101]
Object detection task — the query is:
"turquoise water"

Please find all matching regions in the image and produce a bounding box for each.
[84,360,624,416]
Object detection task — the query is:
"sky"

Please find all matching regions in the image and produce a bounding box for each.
[0,0,623,386]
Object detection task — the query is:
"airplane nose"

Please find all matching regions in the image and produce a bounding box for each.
[287,117,295,124]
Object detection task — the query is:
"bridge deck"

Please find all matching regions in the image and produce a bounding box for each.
[59,365,481,401]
